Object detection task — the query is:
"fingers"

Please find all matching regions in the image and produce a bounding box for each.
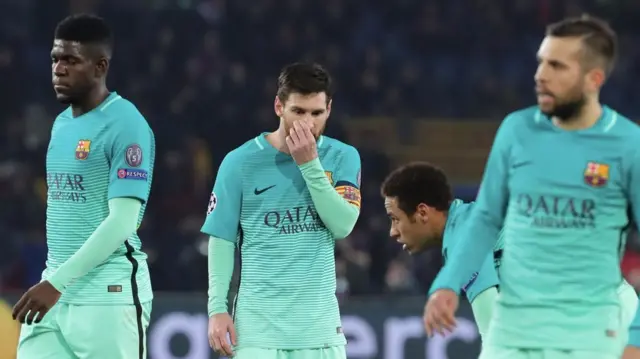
[424,301,457,337]
[12,294,28,320]
[33,306,50,324]
[25,306,42,325]
[295,120,315,142]
[229,323,238,346]
[291,121,314,145]
[208,331,215,350]
[288,124,301,145]
[218,331,234,357]
[210,324,235,357]
[14,298,33,324]
[211,334,223,354]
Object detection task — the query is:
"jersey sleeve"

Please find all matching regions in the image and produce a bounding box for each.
[334,145,362,209]
[107,117,154,203]
[430,115,515,294]
[201,152,242,242]
[463,252,500,302]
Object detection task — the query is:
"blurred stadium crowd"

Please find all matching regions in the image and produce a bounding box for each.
[2,0,640,298]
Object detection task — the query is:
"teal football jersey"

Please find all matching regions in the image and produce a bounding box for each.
[437,106,640,352]
[441,199,501,302]
[44,92,155,305]
[201,133,361,350]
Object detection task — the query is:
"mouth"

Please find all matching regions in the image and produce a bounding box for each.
[535,87,554,104]
[397,239,409,251]
[53,84,71,93]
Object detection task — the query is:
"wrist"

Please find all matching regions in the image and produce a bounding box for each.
[428,286,460,297]
[298,157,322,172]
[208,302,228,317]
[47,275,67,293]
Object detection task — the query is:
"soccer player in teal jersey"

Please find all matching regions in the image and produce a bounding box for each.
[202,63,360,359]
[12,14,155,359]
[424,15,640,359]
[380,162,501,340]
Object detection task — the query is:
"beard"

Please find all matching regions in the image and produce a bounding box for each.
[545,94,586,121]
[538,84,587,121]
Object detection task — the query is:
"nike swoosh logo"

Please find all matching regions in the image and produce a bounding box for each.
[511,160,532,169]
[254,185,276,195]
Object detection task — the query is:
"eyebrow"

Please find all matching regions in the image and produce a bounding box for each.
[290,106,325,112]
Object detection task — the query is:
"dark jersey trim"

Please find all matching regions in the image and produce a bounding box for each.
[231,228,243,321]
[124,240,145,359]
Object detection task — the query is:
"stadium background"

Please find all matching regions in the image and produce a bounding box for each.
[2,0,640,358]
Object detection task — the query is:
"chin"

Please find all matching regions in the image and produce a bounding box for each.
[55,93,73,104]
[537,104,554,115]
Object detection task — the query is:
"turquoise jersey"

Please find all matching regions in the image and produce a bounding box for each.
[201,133,360,349]
[441,199,501,302]
[432,106,640,352]
[44,92,155,305]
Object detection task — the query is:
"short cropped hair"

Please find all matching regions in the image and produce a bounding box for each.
[55,14,113,53]
[277,63,333,104]
[381,162,453,214]
[546,14,617,76]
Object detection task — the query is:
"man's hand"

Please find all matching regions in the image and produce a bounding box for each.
[623,345,640,359]
[208,313,237,357]
[12,280,61,325]
[424,289,459,337]
[286,120,318,165]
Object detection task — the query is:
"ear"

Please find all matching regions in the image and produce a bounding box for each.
[95,57,109,78]
[415,203,429,223]
[274,96,284,117]
[587,67,605,92]
[327,99,332,116]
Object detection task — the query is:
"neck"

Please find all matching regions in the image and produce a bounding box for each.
[436,211,449,238]
[552,97,602,131]
[71,85,110,117]
[265,122,290,153]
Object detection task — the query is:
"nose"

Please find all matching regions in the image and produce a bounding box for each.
[389,226,399,239]
[52,61,66,77]
[534,63,547,83]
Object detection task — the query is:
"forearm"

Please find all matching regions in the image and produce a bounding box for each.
[48,197,141,291]
[299,158,359,239]
[208,236,235,316]
[470,286,498,339]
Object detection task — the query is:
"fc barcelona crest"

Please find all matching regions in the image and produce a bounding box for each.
[325,171,334,185]
[584,161,609,187]
[75,140,91,160]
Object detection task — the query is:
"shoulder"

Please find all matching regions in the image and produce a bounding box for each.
[220,136,264,168]
[501,106,539,132]
[52,108,73,132]
[55,107,73,121]
[101,94,150,130]
[450,201,475,226]
[321,136,359,157]
[608,109,640,139]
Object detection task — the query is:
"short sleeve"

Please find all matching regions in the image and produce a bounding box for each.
[107,117,154,203]
[334,145,362,209]
[201,152,243,242]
